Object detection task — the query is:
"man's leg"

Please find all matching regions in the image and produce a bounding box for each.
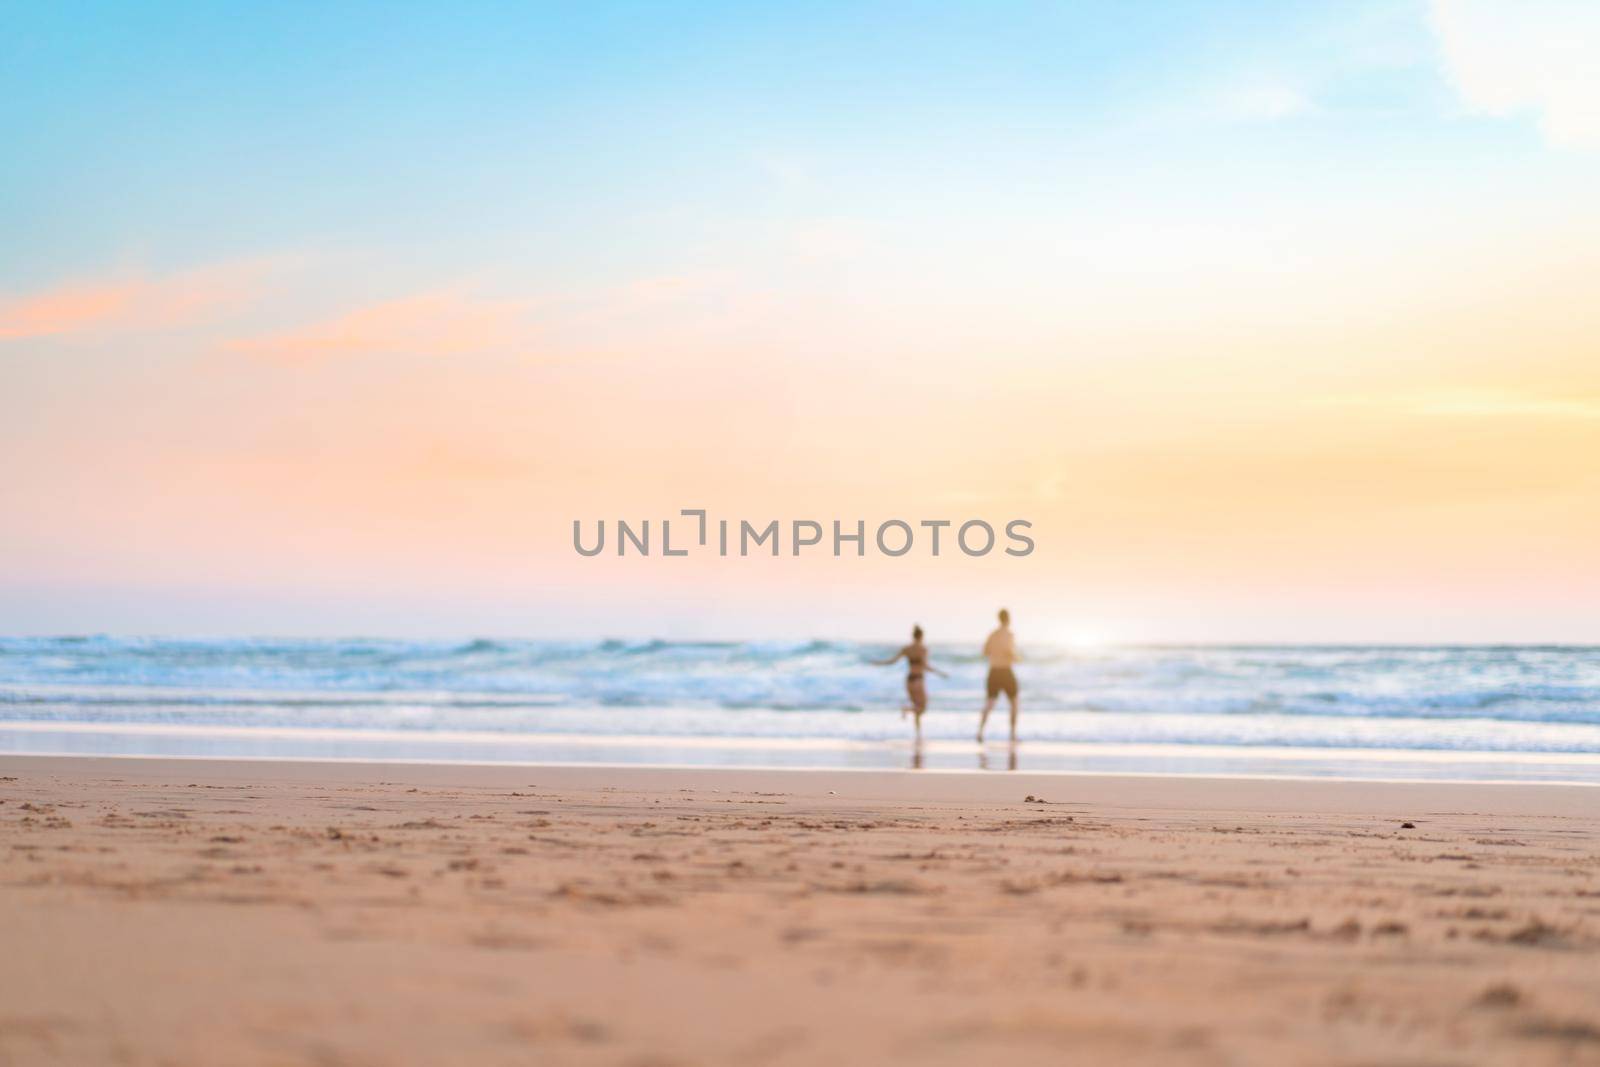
[1007,692,1019,742]
[977,696,995,742]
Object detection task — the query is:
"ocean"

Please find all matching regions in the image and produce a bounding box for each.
[3,637,1598,783]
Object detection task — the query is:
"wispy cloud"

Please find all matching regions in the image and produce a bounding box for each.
[0,282,134,339]
[0,263,264,341]
[785,217,876,262]
[1430,0,1600,148]
[1327,389,1600,419]
[229,290,531,364]
[1216,84,1314,123]
[624,271,731,306]
[1412,393,1600,419]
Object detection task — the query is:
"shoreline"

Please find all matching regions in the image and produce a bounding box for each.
[4,723,1599,787]
[11,719,1600,760]
[3,753,1595,815]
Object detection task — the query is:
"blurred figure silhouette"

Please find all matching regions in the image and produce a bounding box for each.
[874,624,947,742]
[977,608,1020,743]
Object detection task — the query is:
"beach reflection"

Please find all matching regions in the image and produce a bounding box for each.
[908,744,1020,771]
[974,745,1019,772]
[908,742,1017,767]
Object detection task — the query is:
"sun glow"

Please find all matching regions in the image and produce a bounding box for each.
[1058,629,1111,651]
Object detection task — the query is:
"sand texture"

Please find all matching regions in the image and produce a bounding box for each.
[1,757,1597,1066]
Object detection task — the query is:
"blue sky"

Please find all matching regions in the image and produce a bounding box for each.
[0,0,1554,283]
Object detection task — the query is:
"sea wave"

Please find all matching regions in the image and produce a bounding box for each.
[3,638,1599,754]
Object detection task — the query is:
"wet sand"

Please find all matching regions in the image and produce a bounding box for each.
[1,755,1597,1066]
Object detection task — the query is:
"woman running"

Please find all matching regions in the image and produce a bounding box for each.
[873,625,947,741]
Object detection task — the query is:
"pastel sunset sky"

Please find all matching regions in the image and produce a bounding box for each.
[3,1,1598,642]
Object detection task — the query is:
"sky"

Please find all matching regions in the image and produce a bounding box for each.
[2,0,1599,643]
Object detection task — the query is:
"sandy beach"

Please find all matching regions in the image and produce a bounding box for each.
[2,756,1597,1066]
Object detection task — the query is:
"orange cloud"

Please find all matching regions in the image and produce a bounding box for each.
[230,291,530,363]
[0,263,265,341]
[0,283,134,339]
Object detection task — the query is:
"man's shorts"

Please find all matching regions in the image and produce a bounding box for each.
[985,667,1018,700]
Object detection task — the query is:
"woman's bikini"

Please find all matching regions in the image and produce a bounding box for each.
[905,643,927,683]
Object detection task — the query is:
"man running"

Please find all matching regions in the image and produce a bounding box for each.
[977,608,1020,743]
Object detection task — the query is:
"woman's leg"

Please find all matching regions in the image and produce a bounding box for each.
[908,679,926,739]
